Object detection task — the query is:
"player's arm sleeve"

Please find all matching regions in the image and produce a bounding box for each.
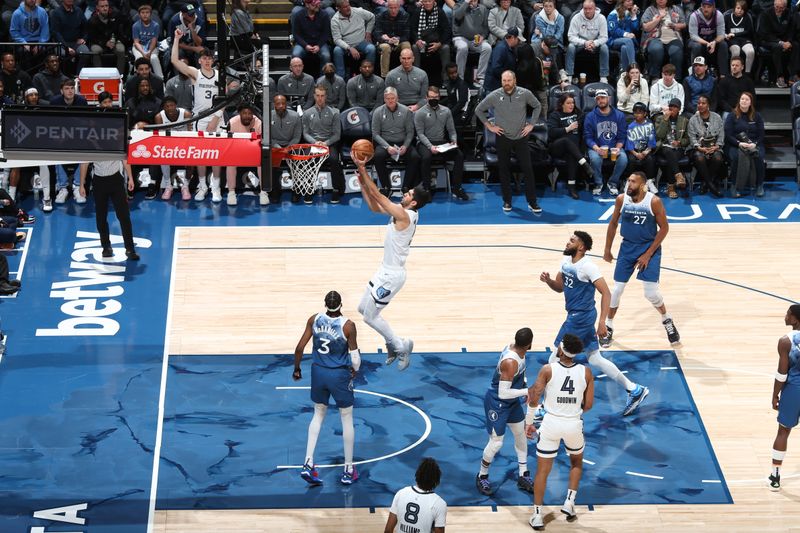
[498,380,527,400]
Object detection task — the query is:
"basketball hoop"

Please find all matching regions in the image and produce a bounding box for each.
[272,143,330,197]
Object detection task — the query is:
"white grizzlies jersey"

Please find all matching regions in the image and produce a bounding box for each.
[383,209,418,269]
[543,361,587,418]
[390,485,447,533]
[158,109,191,131]
[193,69,219,114]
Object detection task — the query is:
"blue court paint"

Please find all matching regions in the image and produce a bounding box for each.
[157,350,731,511]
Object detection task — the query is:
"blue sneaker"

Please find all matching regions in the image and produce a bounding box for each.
[340,467,359,485]
[517,471,534,493]
[300,462,322,486]
[623,385,649,416]
[475,474,493,495]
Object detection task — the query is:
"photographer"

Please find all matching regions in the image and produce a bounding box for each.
[687,95,724,198]
[724,91,765,197]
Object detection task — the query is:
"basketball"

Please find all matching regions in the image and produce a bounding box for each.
[351,139,375,162]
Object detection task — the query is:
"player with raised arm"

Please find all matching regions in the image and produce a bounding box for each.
[293,290,361,485]
[769,304,800,491]
[525,334,594,530]
[603,171,680,346]
[352,149,431,371]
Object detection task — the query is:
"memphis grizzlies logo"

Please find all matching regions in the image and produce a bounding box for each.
[488,410,499,422]
[376,286,391,299]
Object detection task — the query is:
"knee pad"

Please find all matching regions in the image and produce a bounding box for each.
[610,281,627,308]
[643,281,663,307]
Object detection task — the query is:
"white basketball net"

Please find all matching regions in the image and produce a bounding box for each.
[285,145,330,197]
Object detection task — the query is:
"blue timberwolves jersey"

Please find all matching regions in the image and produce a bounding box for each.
[488,345,526,397]
[561,256,602,313]
[312,313,350,368]
[620,192,658,244]
[788,331,800,383]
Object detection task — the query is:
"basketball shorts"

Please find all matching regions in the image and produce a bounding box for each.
[778,383,800,428]
[555,308,599,355]
[536,415,584,458]
[483,390,525,436]
[614,241,662,283]
[310,364,354,408]
[367,265,406,307]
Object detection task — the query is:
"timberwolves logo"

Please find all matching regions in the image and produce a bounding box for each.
[376,286,391,299]
[488,410,499,422]
[597,121,618,143]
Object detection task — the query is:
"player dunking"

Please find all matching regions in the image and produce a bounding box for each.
[476,327,535,496]
[769,304,800,491]
[540,231,648,416]
[293,291,361,485]
[526,334,593,530]
[603,171,680,346]
[352,152,431,371]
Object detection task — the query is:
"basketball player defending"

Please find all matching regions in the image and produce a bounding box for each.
[769,304,800,491]
[603,171,680,346]
[525,334,593,530]
[384,457,447,533]
[541,231,648,416]
[171,28,223,202]
[352,152,431,370]
[476,327,535,496]
[293,290,361,485]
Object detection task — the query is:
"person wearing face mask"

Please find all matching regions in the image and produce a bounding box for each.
[414,86,468,200]
[316,62,346,110]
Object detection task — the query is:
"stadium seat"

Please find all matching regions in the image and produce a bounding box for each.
[339,107,372,164]
[581,82,616,113]
[548,84,583,115]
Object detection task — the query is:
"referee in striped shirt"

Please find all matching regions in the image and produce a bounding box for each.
[78,91,140,261]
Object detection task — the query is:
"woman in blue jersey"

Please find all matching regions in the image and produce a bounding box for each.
[293,290,361,486]
[769,304,800,491]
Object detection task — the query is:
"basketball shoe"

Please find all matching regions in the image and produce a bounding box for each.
[340,467,358,485]
[397,338,414,371]
[561,499,577,521]
[475,475,493,496]
[623,384,649,416]
[529,511,544,530]
[517,471,534,493]
[300,462,322,486]
[663,318,680,344]
[599,326,613,348]
[769,473,781,491]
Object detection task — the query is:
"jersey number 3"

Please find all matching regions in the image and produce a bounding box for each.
[318,338,330,354]
[560,376,575,395]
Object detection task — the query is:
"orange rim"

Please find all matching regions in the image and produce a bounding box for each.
[281,143,330,161]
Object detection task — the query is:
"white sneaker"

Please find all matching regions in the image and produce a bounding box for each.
[600,76,609,84]
[194,186,208,201]
[32,173,42,190]
[75,192,87,204]
[259,191,270,205]
[646,178,658,193]
[561,500,577,521]
[608,184,619,195]
[211,187,223,203]
[529,512,544,530]
[42,198,53,212]
[138,169,152,187]
[55,187,69,204]
[558,69,568,82]
[592,185,602,196]
[397,338,414,371]
[245,171,260,189]
[226,190,237,206]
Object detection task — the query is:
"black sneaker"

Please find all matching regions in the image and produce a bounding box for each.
[769,473,781,491]
[502,202,512,212]
[581,161,595,180]
[517,471,534,493]
[475,475,493,496]
[452,187,469,200]
[663,318,680,344]
[18,210,35,225]
[145,183,158,200]
[528,201,542,214]
[599,326,613,348]
[102,248,114,258]
[126,250,140,261]
[331,190,341,204]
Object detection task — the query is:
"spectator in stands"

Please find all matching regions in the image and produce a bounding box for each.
[558,0,583,21]
[484,27,520,92]
[649,63,683,116]
[717,56,754,115]
[724,91,765,196]
[302,84,345,203]
[0,186,35,226]
[49,79,88,206]
[688,0,729,78]
[516,42,548,116]
[230,0,263,56]
[331,0,376,79]
[278,57,316,110]
[50,0,91,73]
[33,54,69,102]
[292,0,333,75]
[124,57,165,100]
[132,4,162,78]
[443,62,468,129]
[530,0,565,86]
[345,59,384,110]
[385,48,428,111]
[162,0,205,30]
[475,70,542,213]
[641,0,686,82]
[88,0,127,74]
[547,93,593,199]
[488,0,525,46]
[584,89,627,195]
[683,55,716,114]
[151,96,192,201]
[290,0,334,36]
[317,62,346,109]
[452,0,491,89]
[165,56,194,110]
[625,101,657,181]
[50,78,89,105]
[687,94,724,197]
[566,0,610,84]
[128,78,162,127]
[270,93,303,204]
[374,0,411,78]
[409,0,451,83]
[167,3,208,66]
[23,86,45,105]
[0,80,13,106]
[371,86,420,194]
[756,0,795,88]
[724,0,754,75]
[0,52,33,103]
[607,0,640,74]
[10,0,50,67]
[654,97,689,197]
[616,62,649,117]
[225,102,264,206]
[414,86,468,200]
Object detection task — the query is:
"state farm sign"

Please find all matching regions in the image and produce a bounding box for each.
[128,131,261,166]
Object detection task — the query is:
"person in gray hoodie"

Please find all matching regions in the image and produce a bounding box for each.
[331,0,376,78]
[565,0,609,83]
[687,94,724,197]
[452,0,491,88]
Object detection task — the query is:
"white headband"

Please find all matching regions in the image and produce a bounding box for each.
[326,304,341,312]
[560,342,577,358]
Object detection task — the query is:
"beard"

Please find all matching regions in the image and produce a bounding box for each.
[563,247,577,257]
[626,186,639,198]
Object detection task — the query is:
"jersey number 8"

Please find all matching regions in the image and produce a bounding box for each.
[404,502,420,524]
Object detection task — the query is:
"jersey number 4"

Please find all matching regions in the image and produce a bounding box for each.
[560,376,575,395]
